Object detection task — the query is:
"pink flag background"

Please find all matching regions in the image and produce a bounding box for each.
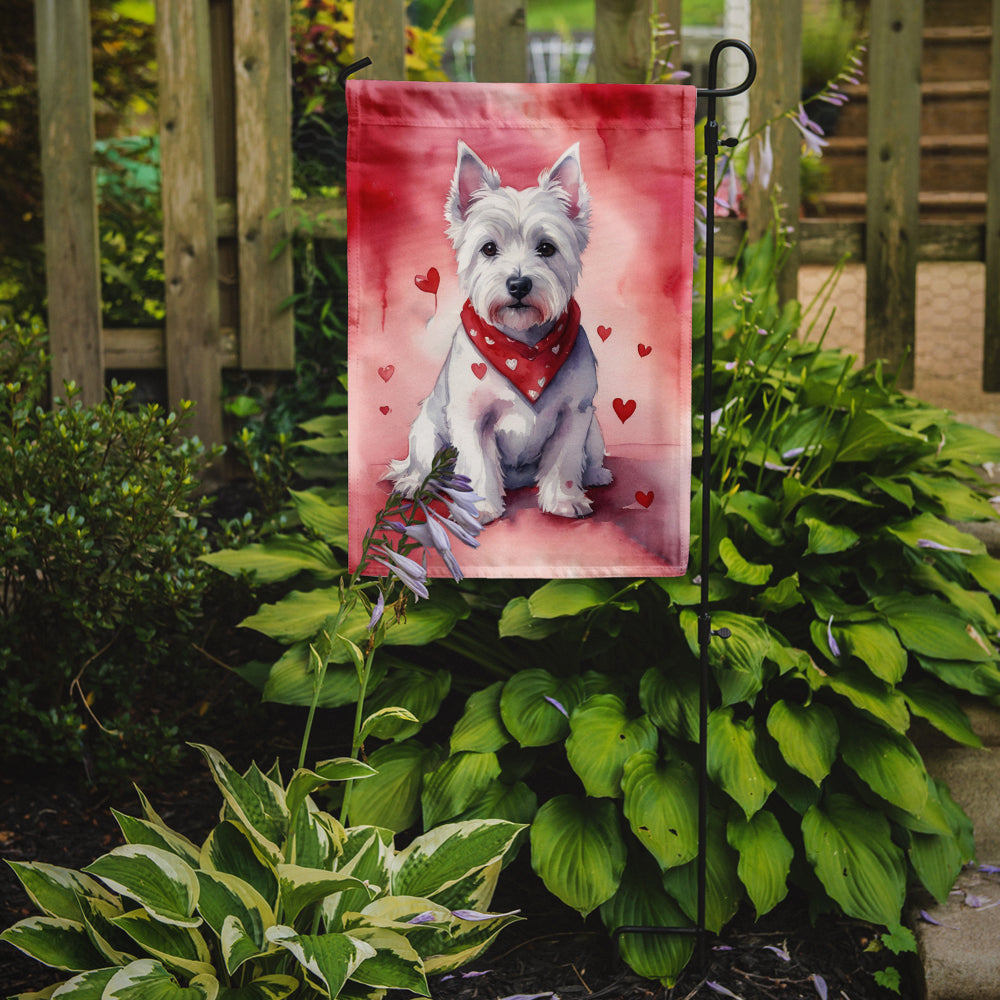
[347,80,696,578]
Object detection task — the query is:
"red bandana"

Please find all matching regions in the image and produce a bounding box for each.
[462,298,580,404]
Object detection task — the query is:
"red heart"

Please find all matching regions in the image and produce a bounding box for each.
[597,325,612,341]
[635,490,654,508]
[379,405,390,415]
[471,362,488,380]
[638,344,652,357]
[613,397,636,423]
[415,267,440,295]
[378,365,395,382]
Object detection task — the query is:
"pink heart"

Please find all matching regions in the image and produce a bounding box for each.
[613,398,636,423]
[597,325,612,342]
[638,344,652,357]
[378,365,395,382]
[379,405,391,415]
[415,267,440,295]
[635,490,654,508]
[471,362,488,380]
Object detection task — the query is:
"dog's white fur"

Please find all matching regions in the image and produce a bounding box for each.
[388,141,611,523]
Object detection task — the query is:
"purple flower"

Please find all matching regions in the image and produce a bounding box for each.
[812,974,828,1000]
[747,125,774,190]
[451,908,520,921]
[791,104,829,156]
[407,911,438,925]
[370,544,429,600]
[826,616,841,658]
[917,538,972,554]
[367,590,385,631]
[544,695,569,718]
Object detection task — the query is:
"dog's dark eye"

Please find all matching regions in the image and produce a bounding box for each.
[481,241,499,257]
[536,241,557,258]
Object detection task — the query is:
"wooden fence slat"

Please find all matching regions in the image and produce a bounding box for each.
[594,0,652,84]
[355,0,406,81]
[983,0,1000,389]
[34,0,103,405]
[233,0,294,369]
[157,0,223,445]
[747,0,801,305]
[864,0,923,389]
[474,0,527,82]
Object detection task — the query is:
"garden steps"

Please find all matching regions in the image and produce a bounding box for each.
[910,701,1000,1000]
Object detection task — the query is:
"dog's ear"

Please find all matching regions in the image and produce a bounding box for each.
[544,143,590,223]
[446,142,500,224]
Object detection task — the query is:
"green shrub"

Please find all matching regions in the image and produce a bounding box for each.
[0,317,220,783]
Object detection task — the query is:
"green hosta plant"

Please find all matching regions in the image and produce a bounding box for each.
[1,743,523,999]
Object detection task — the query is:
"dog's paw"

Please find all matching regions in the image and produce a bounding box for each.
[476,500,504,525]
[538,480,593,519]
[583,465,613,488]
[387,469,423,498]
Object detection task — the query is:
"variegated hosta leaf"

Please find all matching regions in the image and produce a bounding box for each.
[765,700,838,786]
[565,695,658,799]
[802,793,906,926]
[195,871,274,974]
[102,958,218,999]
[391,820,524,901]
[621,751,699,871]
[214,974,300,1000]
[421,906,523,975]
[77,894,136,966]
[529,795,626,917]
[288,801,343,870]
[344,926,429,995]
[838,718,929,817]
[191,746,288,863]
[599,854,694,987]
[44,966,118,997]
[727,810,793,917]
[110,908,214,979]
[420,860,501,916]
[706,707,776,819]
[112,811,202,868]
[0,916,107,971]
[4,861,118,922]
[450,681,511,754]
[499,669,585,747]
[200,822,278,910]
[83,845,200,928]
[323,829,393,931]
[265,925,375,998]
[276,864,376,925]
[421,751,502,829]
[285,760,375,824]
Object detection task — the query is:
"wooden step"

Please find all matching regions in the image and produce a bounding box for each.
[922,25,993,83]
[813,190,987,222]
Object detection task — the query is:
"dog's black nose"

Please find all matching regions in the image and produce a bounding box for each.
[507,276,532,300]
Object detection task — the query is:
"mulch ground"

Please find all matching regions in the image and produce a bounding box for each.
[1,738,913,1000]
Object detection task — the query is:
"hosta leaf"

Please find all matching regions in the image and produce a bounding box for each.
[803,517,859,556]
[916,655,1000,697]
[111,908,214,978]
[265,926,375,997]
[285,760,375,823]
[260,643,387,709]
[216,975,299,1000]
[288,489,349,546]
[835,410,927,463]
[838,718,929,816]
[497,596,563,639]
[639,664,699,743]
[833,621,907,684]
[530,795,626,917]
[200,822,278,910]
[727,811,793,917]
[755,573,804,614]
[362,667,451,740]
[453,779,538,827]
[901,680,982,748]
[906,472,998,521]
[45,966,117,998]
[621,751,699,870]
[76,894,136,966]
[103,959,217,1000]
[566,695,658,798]
[200,535,341,584]
[680,610,770,706]
[935,421,1000,464]
[724,490,784,545]
[527,579,616,618]
[909,828,965,905]
[661,810,741,933]
[83,846,200,928]
[5,862,118,923]
[707,708,776,818]
[802,793,906,926]
[346,740,442,832]
[195,871,273,973]
[393,820,524,900]
[765,700,838,786]
[423,907,522,974]
[599,853,694,987]
[346,926,428,994]
[421,751,502,828]
[276,865,374,925]
[450,682,511,754]
[807,660,910,732]
[499,670,585,747]
[874,593,995,662]
[0,916,106,971]
[112,812,201,868]
[322,829,393,931]
[885,512,985,557]
[718,537,772,585]
[966,553,1000,597]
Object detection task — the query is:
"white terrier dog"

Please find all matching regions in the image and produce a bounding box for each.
[388,140,611,523]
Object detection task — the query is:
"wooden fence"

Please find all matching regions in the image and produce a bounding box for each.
[33,0,1000,445]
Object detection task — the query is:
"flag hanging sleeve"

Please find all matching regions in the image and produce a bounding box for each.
[347,81,696,578]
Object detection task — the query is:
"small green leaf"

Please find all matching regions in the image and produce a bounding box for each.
[639,664,699,742]
[499,670,584,747]
[200,535,342,584]
[901,680,982,748]
[765,700,838,786]
[527,579,617,618]
[727,810,793,917]
[803,517,859,555]
[718,537,772,585]
[450,682,511,754]
[838,718,929,817]
[707,708,776,818]
[265,926,374,998]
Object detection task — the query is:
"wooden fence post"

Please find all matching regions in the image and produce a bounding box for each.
[983,0,1000,390]
[355,0,407,80]
[34,0,104,405]
[157,0,223,445]
[594,0,652,84]
[864,0,923,389]
[746,0,801,305]
[474,0,527,82]
[233,0,294,370]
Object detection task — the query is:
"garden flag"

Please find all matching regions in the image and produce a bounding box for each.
[347,80,696,578]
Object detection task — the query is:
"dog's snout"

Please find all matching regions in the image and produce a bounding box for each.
[506,275,532,300]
